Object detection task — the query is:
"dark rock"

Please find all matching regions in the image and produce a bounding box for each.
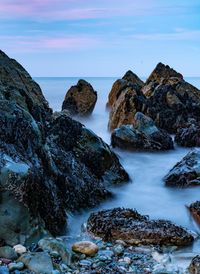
[175,119,200,147]
[62,79,97,116]
[0,50,52,124]
[164,149,200,187]
[87,208,194,246]
[189,201,200,227]
[0,246,18,260]
[107,70,144,108]
[188,255,200,274]
[111,112,173,151]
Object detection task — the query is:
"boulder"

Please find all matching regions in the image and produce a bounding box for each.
[188,255,200,274]
[87,208,193,246]
[189,201,200,226]
[175,119,200,147]
[62,79,97,116]
[164,149,200,187]
[72,241,98,256]
[18,252,53,274]
[111,112,173,151]
[107,70,144,108]
[0,50,52,124]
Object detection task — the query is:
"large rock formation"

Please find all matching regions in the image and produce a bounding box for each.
[111,112,173,151]
[164,149,200,187]
[108,63,200,133]
[0,50,128,245]
[62,79,97,116]
[0,50,52,124]
[87,208,194,246]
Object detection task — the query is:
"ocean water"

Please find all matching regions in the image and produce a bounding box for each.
[35,76,200,270]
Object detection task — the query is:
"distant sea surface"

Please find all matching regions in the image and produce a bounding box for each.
[35,76,200,270]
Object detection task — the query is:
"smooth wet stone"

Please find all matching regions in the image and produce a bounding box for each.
[38,237,71,265]
[18,252,53,274]
[13,244,27,255]
[72,241,98,256]
[113,244,125,255]
[0,266,9,274]
[0,246,18,260]
[79,259,92,267]
[8,262,24,271]
[98,249,114,257]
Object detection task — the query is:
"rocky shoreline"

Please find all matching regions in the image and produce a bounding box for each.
[1,49,200,273]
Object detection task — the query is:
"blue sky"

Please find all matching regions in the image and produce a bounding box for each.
[0,0,199,76]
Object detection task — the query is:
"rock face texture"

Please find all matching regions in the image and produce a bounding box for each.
[62,79,97,116]
[175,119,200,147]
[87,208,194,246]
[0,50,128,245]
[108,63,200,133]
[0,50,52,124]
[111,112,173,151]
[164,149,200,187]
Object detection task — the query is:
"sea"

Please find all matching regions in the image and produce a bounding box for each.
[35,76,200,270]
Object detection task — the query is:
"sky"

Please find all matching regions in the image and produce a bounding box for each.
[0,0,200,77]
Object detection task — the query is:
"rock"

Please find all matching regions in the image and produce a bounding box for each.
[18,252,53,274]
[0,266,9,274]
[107,70,144,108]
[164,149,200,187]
[111,112,173,151]
[0,246,18,260]
[108,63,200,133]
[189,201,200,226]
[108,85,146,130]
[13,244,27,255]
[8,262,24,271]
[0,50,52,124]
[72,241,98,256]
[188,255,200,274]
[87,208,194,246]
[62,79,97,116]
[175,120,200,147]
[79,259,92,267]
[113,244,124,255]
[38,237,71,265]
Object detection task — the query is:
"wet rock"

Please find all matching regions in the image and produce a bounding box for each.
[111,112,173,151]
[13,245,27,255]
[175,119,200,147]
[38,237,71,264]
[87,208,194,246]
[18,252,53,274]
[188,255,200,274]
[113,244,124,255]
[62,79,97,116]
[0,266,9,274]
[189,201,200,226]
[0,246,18,260]
[107,70,144,108]
[8,262,24,271]
[164,149,200,187]
[0,50,51,124]
[72,241,98,256]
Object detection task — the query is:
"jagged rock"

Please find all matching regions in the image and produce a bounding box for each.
[87,208,193,246]
[189,201,200,227]
[62,79,97,116]
[175,119,200,147]
[108,86,146,130]
[164,149,200,187]
[188,255,200,274]
[108,63,200,133]
[111,112,173,151]
[107,70,144,108]
[0,50,52,123]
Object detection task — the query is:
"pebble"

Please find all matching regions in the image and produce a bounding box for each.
[79,259,92,267]
[72,241,98,256]
[113,244,124,255]
[123,256,131,265]
[8,262,24,271]
[0,246,18,260]
[13,244,26,255]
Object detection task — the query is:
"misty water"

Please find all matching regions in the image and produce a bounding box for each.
[36,76,200,270]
